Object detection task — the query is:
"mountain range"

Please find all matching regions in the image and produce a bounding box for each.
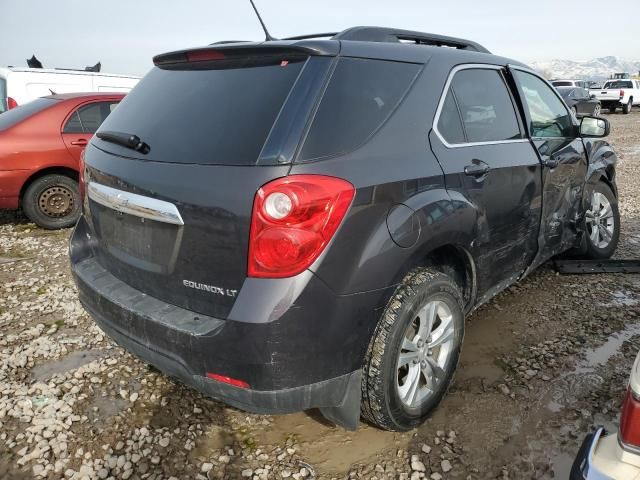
[529,56,640,80]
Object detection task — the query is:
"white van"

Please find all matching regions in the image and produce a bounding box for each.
[0,67,140,113]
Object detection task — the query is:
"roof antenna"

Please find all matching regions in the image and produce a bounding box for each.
[249,0,276,41]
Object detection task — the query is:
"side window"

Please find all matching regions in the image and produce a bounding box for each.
[63,101,119,134]
[513,71,574,138]
[449,69,521,143]
[298,58,420,161]
[63,111,83,134]
[436,91,465,144]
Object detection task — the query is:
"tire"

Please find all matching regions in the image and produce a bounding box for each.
[581,181,620,259]
[623,98,632,114]
[361,268,465,431]
[593,104,601,116]
[22,174,81,230]
[609,106,617,114]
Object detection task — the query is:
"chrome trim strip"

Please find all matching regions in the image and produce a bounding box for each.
[87,182,184,226]
[432,63,528,149]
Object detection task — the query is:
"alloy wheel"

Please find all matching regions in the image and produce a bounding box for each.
[585,191,615,249]
[396,300,456,408]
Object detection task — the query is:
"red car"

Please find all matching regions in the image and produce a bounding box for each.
[0,92,125,228]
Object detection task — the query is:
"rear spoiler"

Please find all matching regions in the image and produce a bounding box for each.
[153,42,339,67]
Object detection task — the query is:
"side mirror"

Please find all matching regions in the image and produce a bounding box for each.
[590,94,596,99]
[580,116,610,137]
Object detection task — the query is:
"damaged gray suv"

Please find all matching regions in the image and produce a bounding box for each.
[70,26,619,431]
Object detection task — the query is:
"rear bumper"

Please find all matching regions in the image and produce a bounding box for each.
[70,216,390,420]
[599,99,624,107]
[571,427,614,480]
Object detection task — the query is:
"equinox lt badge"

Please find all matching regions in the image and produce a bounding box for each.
[182,280,237,297]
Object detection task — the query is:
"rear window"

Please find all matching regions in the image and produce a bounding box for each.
[552,81,573,87]
[0,77,6,113]
[0,98,57,131]
[604,81,633,89]
[298,58,421,161]
[95,58,306,165]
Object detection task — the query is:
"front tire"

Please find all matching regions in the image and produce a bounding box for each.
[582,182,620,259]
[22,174,81,230]
[593,104,601,116]
[361,268,464,431]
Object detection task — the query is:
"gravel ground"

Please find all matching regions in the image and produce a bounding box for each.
[1,111,640,480]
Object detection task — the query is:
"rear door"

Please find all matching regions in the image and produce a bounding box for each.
[62,101,119,161]
[429,65,542,300]
[510,68,588,270]
[83,51,333,319]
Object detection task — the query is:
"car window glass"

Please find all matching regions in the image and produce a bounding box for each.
[514,71,574,138]
[78,102,108,133]
[299,58,420,161]
[63,101,120,134]
[63,111,83,133]
[98,60,305,165]
[450,69,521,143]
[437,90,465,144]
[604,81,633,89]
[0,98,57,131]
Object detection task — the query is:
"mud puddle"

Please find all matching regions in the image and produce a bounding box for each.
[31,349,109,381]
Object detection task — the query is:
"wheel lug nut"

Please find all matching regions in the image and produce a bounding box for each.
[420,360,427,368]
[412,359,419,365]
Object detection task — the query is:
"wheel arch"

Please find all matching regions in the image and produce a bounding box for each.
[19,166,79,207]
[403,243,477,313]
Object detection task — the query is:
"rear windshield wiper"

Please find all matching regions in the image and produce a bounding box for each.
[96,131,150,154]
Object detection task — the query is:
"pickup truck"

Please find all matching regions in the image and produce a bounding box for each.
[590,79,640,114]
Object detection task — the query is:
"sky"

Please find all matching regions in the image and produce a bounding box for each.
[2,0,639,77]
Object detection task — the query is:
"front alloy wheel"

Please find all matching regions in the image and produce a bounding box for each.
[582,182,619,259]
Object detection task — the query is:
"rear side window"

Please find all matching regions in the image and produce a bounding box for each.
[0,97,57,131]
[552,81,572,87]
[64,101,120,134]
[437,91,465,144]
[448,69,521,143]
[604,81,633,89]
[96,58,306,165]
[298,58,420,161]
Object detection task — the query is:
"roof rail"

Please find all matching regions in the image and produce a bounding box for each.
[283,32,338,41]
[332,26,491,54]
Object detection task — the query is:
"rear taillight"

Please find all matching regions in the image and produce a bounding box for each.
[186,50,225,62]
[7,97,17,109]
[619,388,640,448]
[206,373,249,389]
[248,175,355,278]
[620,89,625,98]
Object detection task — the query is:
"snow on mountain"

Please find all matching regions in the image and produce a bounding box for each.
[529,56,640,80]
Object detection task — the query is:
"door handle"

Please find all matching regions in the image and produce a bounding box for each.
[464,160,490,177]
[70,139,88,146]
[543,157,559,169]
